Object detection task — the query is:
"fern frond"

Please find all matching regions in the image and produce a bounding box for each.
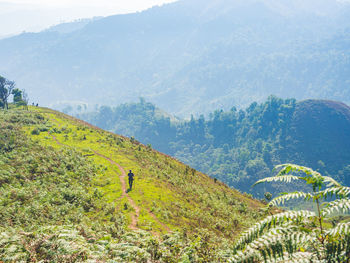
[327,223,350,237]
[253,175,301,187]
[237,164,349,262]
[229,249,260,263]
[322,176,341,188]
[254,164,336,188]
[269,191,313,207]
[233,210,316,251]
[275,164,320,177]
[320,186,350,199]
[250,228,313,251]
[231,227,315,263]
[322,199,350,216]
[266,252,317,263]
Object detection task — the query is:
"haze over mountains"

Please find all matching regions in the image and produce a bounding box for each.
[1,0,350,116]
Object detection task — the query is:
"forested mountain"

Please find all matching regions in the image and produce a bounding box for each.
[78,97,350,197]
[1,0,350,116]
[0,106,263,261]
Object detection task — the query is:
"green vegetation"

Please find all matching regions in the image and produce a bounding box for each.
[0,75,28,110]
[0,106,264,262]
[231,164,350,262]
[0,75,15,109]
[79,97,350,198]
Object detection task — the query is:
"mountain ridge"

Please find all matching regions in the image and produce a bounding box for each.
[1,0,350,116]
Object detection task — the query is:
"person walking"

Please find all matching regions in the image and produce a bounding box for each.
[128,170,135,190]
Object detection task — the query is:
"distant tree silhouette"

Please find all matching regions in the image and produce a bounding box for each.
[12,88,22,104]
[0,75,15,110]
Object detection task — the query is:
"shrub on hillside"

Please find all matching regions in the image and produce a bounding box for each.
[31,128,40,135]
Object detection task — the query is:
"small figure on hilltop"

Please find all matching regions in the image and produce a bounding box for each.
[128,170,135,190]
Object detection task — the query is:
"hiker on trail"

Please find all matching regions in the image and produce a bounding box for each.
[128,170,135,190]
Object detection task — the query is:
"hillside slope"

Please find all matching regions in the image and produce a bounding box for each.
[1,0,350,116]
[286,100,350,184]
[78,98,350,197]
[0,106,262,262]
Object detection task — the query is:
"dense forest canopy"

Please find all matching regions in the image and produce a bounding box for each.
[78,97,350,197]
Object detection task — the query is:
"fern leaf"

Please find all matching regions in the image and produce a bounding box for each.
[327,222,350,236]
[322,176,341,188]
[229,250,260,263]
[269,191,313,207]
[266,252,317,263]
[231,227,315,263]
[275,164,320,178]
[322,199,350,216]
[253,175,301,187]
[320,186,350,199]
[233,210,316,251]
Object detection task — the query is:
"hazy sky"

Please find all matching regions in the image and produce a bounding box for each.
[0,0,178,37]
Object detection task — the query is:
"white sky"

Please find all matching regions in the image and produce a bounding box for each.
[0,0,178,37]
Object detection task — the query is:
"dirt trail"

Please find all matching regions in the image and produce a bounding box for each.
[93,151,140,230]
[94,152,171,232]
[50,133,170,232]
[50,133,139,229]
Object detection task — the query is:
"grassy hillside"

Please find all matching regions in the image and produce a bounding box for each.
[79,98,350,198]
[0,106,263,262]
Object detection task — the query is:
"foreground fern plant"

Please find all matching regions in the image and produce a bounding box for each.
[230,164,350,263]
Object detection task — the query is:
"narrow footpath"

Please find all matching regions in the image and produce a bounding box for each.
[93,151,140,230]
[50,132,170,232]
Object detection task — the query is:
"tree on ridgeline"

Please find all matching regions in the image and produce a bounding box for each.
[0,75,15,110]
[12,88,22,104]
[12,88,29,109]
[231,164,350,263]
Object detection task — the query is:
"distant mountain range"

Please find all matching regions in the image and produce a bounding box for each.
[1,0,350,116]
